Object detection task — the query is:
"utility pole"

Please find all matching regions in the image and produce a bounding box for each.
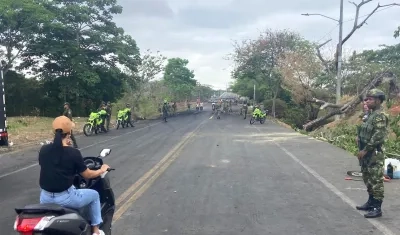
[253,83,256,105]
[336,0,344,120]
[301,0,344,120]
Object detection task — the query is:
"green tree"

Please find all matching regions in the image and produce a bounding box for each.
[0,0,52,73]
[193,84,214,100]
[231,29,307,117]
[20,0,140,115]
[122,49,167,112]
[163,58,196,101]
[394,26,400,38]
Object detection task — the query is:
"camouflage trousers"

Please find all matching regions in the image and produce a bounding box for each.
[361,151,385,200]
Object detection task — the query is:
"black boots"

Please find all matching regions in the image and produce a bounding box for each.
[364,198,382,218]
[356,195,383,218]
[356,194,373,211]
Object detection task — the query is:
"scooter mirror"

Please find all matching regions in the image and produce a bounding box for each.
[99,148,112,158]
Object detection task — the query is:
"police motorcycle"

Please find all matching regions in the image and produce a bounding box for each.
[250,109,268,125]
[13,148,115,235]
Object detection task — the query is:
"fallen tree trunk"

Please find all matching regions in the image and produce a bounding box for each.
[303,71,394,131]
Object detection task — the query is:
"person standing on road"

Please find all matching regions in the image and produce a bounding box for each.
[242,100,248,119]
[124,103,134,127]
[356,88,388,218]
[98,101,105,112]
[105,102,112,131]
[162,100,169,122]
[62,102,78,148]
[172,102,177,116]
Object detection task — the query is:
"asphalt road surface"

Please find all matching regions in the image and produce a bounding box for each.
[1,105,400,235]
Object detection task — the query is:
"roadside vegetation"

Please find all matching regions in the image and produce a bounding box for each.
[0,0,216,146]
[227,1,400,157]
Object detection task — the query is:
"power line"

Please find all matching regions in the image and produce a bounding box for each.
[316,24,339,43]
[314,5,396,43]
[343,5,396,23]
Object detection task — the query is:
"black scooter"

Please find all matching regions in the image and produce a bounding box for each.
[13,148,115,235]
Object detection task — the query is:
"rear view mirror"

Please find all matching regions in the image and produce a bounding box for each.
[99,148,111,158]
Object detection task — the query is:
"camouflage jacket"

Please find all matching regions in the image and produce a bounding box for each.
[356,111,370,135]
[162,104,169,113]
[106,105,112,114]
[63,108,73,121]
[358,108,389,152]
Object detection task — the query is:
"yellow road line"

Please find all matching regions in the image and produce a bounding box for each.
[112,119,207,222]
[113,137,191,222]
[115,123,200,206]
[115,135,186,206]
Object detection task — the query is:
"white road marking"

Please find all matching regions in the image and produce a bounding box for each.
[252,125,395,235]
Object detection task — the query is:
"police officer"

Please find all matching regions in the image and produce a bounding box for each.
[97,103,108,132]
[105,102,112,131]
[356,88,388,218]
[98,101,106,111]
[125,103,134,127]
[62,102,78,148]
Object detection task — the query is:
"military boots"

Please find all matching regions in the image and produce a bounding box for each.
[364,198,382,218]
[356,194,373,211]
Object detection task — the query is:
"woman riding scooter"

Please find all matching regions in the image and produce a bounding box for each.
[38,116,111,235]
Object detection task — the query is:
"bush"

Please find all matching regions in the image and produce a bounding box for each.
[263,98,287,117]
[137,98,159,119]
[311,123,359,155]
[310,121,400,158]
[282,107,308,129]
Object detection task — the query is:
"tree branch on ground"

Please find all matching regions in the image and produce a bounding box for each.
[303,71,397,131]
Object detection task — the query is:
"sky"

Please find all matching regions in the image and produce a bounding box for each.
[113,0,400,90]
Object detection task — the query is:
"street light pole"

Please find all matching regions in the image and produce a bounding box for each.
[302,0,344,120]
[336,0,344,120]
[253,83,256,105]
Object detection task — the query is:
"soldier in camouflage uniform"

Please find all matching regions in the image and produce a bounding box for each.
[241,100,248,119]
[62,102,78,148]
[105,102,112,131]
[356,102,371,166]
[356,88,388,218]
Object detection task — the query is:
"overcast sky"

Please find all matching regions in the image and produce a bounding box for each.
[113,0,399,90]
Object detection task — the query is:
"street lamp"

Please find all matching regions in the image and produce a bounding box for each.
[302,0,344,120]
[300,13,339,22]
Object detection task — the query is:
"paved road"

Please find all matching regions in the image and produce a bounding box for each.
[1,105,399,234]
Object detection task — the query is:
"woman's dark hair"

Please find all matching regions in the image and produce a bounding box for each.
[51,129,68,164]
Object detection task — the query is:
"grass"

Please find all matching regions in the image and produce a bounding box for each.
[5,102,191,147]
[7,116,87,147]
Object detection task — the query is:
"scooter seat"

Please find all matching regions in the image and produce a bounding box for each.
[15,203,77,215]
[15,203,91,222]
